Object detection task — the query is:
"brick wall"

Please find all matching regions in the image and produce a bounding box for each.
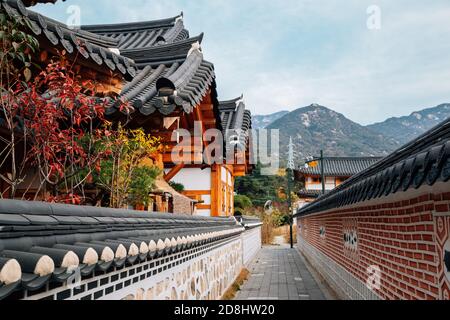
[297,191,450,300]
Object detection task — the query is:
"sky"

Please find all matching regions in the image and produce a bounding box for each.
[34,0,450,125]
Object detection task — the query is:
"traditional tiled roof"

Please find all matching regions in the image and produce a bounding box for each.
[234,215,262,229]
[120,34,204,68]
[219,96,252,156]
[297,189,325,199]
[295,118,450,217]
[219,96,252,132]
[82,15,217,118]
[81,13,188,50]
[296,157,383,177]
[2,0,136,79]
[110,46,216,117]
[0,200,244,299]
[22,0,61,6]
[6,0,220,119]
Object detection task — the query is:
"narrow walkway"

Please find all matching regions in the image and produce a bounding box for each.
[235,246,332,300]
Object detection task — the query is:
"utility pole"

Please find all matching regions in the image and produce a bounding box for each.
[320,150,326,195]
[287,137,295,249]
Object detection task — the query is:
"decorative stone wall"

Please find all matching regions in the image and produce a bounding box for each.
[114,237,242,300]
[297,191,450,300]
[21,232,262,300]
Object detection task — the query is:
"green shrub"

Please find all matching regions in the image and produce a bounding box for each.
[129,166,161,207]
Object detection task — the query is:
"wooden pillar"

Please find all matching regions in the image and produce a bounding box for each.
[210,164,221,217]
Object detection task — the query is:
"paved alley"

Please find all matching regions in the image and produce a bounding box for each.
[235,246,334,300]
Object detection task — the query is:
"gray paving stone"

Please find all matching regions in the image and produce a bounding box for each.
[234,246,330,301]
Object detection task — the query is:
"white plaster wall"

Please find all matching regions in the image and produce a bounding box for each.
[202,195,211,205]
[308,183,336,191]
[242,227,262,266]
[169,168,211,191]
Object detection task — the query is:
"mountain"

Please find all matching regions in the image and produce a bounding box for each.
[367,103,450,145]
[266,104,401,160]
[252,111,289,129]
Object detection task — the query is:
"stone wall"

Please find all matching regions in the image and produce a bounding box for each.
[21,227,261,300]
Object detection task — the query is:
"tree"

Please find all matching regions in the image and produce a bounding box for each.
[169,181,185,193]
[129,166,160,208]
[94,125,161,208]
[19,58,116,204]
[0,10,39,198]
[235,163,303,210]
[1,12,163,208]
[234,194,253,215]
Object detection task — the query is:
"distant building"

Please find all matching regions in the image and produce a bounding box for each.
[294,157,382,208]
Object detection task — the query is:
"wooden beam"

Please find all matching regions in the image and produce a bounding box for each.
[180,113,189,130]
[182,190,211,196]
[233,164,247,177]
[196,204,212,210]
[210,164,221,217]
[163,163,185,182]
[162,152,203,164]
[203,118,217,126]
[194,105,212,165]
[200,104,214,112]
[202,90,213,104]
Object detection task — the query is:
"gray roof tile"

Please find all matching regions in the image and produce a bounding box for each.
[0,200,244,299]
[3,0,136,80]
[81,13,188,50]
[219,96,252,157]
[296,157,383,177]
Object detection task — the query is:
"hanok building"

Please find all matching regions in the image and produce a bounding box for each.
[0,1,262,301]
[82,12,254,218]
[0,0,253,216]
[294,157,382,209]
[168,96,253,217]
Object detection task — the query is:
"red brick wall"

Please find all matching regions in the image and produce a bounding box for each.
[297,192,450,300]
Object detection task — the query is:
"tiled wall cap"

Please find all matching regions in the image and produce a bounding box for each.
[0,258,21,285]
[128,243,139,257]
[149,240,158,252]
[139,242,149,255]
[83,248,99,266]
[100,247,114,263]
[115,244,127,260]
[34,255,55,277]
[60,251,79,269]
[156,239,166,251]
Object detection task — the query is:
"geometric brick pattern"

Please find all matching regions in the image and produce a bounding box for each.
[297,192,450,300]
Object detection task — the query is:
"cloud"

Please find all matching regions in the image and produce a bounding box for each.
[34,0,450,125]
